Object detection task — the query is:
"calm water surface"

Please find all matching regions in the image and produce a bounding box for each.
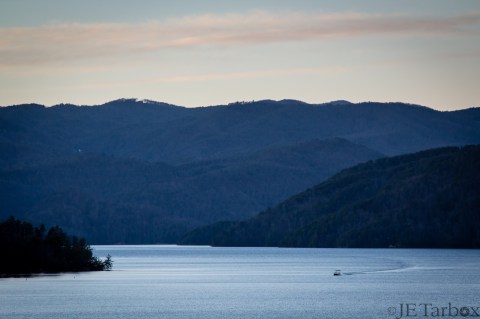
[1,246,479,319]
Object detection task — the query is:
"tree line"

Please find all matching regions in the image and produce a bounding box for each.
[0,217,112,276]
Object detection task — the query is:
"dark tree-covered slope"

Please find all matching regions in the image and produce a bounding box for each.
[179,145,480,248]
[0,138,380,243]
[0,217,111,276]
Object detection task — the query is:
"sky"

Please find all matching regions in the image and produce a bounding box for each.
[1,0,479,110]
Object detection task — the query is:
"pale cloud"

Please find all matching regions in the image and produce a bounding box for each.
[149,66,349,83]
[1,11,479,68]
[69,66,350,91]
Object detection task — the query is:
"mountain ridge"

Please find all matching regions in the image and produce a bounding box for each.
[3,98,477,111]
[1,98,479,243]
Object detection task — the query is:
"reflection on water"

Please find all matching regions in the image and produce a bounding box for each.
[1,246,479,319]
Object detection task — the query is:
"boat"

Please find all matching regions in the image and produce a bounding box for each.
[333,270,341,276]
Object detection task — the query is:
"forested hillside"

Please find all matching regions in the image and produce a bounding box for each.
[180,145,480,248]
[0,137,380,243]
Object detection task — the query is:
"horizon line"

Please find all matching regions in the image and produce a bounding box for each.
[1,97,478,112]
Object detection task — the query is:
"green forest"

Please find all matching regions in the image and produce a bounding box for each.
[0,217,112,276]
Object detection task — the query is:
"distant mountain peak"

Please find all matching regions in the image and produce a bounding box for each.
[278,99,308,104]
[5,103,45,110]
[324,100,353,106]
[103,98,182,109]
[136,98,159,104]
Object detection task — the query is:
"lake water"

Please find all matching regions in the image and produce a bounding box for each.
[1,246,479,319]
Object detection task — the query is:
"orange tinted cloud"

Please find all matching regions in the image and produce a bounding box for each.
[0,11,479,67]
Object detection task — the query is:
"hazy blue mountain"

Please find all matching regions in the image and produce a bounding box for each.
[179,146,480,248]
[1,99,479,166]
[0,137,380,243]
[1,99,479,243]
